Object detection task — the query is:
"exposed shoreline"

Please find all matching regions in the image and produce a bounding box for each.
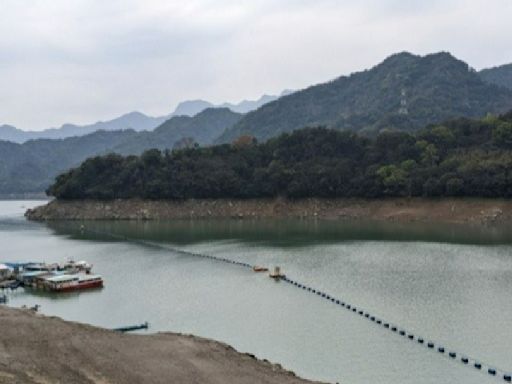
[0,305,321,384]
[26,197,512,225]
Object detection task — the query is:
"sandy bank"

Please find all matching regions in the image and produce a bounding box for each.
[25,197,512,225]
[0,306,321,384]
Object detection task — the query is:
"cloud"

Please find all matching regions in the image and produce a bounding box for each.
[0,0,511,129]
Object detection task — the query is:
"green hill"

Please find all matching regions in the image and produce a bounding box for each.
[217,52,512,143]
[479,63,512,91]
[0,108,242,194]
[48,111,512,200]
[112,108,242,155]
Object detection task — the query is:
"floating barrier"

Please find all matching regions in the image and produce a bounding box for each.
[81,226,512,382]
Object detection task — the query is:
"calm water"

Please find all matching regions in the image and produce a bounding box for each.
[1,200,512,384]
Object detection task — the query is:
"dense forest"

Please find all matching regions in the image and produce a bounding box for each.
[48,111,512,200]
[218,52,512,143]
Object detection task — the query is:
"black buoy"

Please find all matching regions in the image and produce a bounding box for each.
[335,300,340,304]
[474,363,482,370]
[399,330,406,336]
[376,320,382,324]
[504,374,511,382]
[358,310,363,315]
[428,342,434,348]
[391,326,397,332]
[438,347,445,353]
[384,323,390,328]
[418,338,424,344]
[461,357,469,364]
[364,313,370,318]
[449,352,456,359]
[408,334,414,340]
[489,368,497,376]
[370,317,376,322]
[347,305,351,309]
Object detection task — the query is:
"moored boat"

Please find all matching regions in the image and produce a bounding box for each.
[60,259,93,273]
[43,274,103,292]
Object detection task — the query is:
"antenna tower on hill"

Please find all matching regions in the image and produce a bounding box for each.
[399,88,409,115]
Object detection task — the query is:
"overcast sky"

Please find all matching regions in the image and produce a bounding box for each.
[1,0,511,130]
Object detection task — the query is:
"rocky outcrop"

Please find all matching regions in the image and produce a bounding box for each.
[25,197,512,225]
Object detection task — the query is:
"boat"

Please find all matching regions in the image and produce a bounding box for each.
[43,274,103,292]
[60,259,93,273]
[269,266,285,279]
[253,265,269,272]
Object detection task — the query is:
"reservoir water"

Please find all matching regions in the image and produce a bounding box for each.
[2,200,512,384]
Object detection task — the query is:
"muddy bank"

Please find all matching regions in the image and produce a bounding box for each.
[0,306,321,384]
[25,197,512,225]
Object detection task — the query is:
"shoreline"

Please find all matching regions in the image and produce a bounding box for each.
[0,305,321,384]
[26,197,512,225]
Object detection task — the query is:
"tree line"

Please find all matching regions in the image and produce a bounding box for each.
[48,111,512,200]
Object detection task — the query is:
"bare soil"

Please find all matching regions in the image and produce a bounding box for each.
[0,306,322,384]
[26,197,512,225]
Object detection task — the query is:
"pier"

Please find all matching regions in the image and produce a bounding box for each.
[113,322,149,333]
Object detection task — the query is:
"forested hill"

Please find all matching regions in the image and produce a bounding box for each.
[48,111,512,200]
[217,52,512,143]
[111,108,242,155]
[0,108,241,194]
[479,63,512,91]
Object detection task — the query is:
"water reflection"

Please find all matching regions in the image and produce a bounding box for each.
[47,218,512,246]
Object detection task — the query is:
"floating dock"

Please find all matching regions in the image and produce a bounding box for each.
[113,322,149,333]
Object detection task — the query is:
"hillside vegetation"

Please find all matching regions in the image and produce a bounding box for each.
[0,109,241,194]
[48,111,512,200]
[479,63,512,91]
[218,52,512,142]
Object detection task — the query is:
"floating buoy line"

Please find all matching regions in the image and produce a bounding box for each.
[80,227,512,382]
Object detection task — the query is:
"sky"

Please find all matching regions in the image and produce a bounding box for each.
[1,0,511,130]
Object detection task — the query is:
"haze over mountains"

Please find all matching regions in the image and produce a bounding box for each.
[1,51,512,196]
[0,92,288,144]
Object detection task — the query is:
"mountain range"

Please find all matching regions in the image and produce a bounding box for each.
[217,52,512,143]
[0,108,241,194]
[0,92,289,144]
[1,51,512,195]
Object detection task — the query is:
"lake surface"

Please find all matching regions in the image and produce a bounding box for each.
[1,200,512,384]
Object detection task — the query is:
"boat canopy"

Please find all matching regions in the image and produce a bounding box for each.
[44,274,79,283]
[19,271,47,278]
[78,274,102,282]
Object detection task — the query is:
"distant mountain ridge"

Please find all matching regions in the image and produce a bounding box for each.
[217,52,512,143]
[0,108,242,194]
[0,92,289,143]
